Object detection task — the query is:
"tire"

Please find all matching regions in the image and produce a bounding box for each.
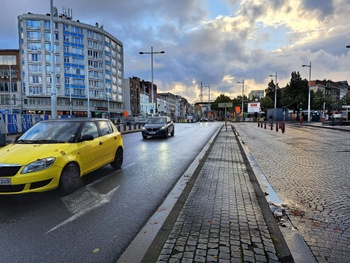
[59,163,82,194]
[142,134,147,139]
[111,147,123,170]
[171,128,174,136]
[164,129,168,138]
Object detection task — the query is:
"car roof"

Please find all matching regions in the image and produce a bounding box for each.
[40,118,110,123]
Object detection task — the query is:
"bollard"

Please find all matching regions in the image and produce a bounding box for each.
[258,121,260,127]
[300,116,303,125]
[276,122,279,132]
[281,122,285,133]
[264,122,266,129]
[270,122,273,130]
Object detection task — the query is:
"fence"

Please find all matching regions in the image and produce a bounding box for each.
[0,113,144,135]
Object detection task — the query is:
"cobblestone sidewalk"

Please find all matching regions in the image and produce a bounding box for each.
[144,126,292,262]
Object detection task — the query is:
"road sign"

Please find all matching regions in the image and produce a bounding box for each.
[218,102,233,108]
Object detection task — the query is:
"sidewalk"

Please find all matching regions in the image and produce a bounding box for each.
[135,125,293,262]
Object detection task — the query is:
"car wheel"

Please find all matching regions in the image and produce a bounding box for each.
[59,163,82,194]
[171,128,174,136]
[164,129,168,138]
[142,134,147,139]
[111,147,123,170]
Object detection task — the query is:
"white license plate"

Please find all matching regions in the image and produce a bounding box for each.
[149,132,156,135]
[0,178,11,185]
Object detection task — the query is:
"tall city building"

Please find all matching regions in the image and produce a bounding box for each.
[18,8,124,118]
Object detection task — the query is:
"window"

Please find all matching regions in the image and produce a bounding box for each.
[29,76,42,84]
[28,64,42,73]
[27,42,41,51]
[81,122,99,138]
[26,20,40,29]
[28,54,42,62]
[27,31,41,40]
[98,121,112,136]
[45,33,51,41]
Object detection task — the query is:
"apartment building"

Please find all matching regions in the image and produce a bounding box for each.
[0,50,21,114]
[18,8,124,118]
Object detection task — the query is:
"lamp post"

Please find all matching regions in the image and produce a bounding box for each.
[69,83,72,116]
[238,80,244,121]
[139,47,165,117]
[107,94,110,118]
[269,72,278,108]
[9,65,12,114]
[302,62,311,122]
[50,0,57,118]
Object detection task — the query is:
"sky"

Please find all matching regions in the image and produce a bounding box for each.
[1,0,350,104]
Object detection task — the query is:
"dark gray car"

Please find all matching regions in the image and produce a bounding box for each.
[141,116,174,139]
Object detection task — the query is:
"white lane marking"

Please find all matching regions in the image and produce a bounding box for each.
[45,185,119,234]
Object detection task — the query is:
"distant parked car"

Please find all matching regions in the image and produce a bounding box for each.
[200,118,208,122]
[0,118,124,195]
[142,116,174,139]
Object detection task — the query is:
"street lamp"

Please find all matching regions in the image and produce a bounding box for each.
[238,80,244,121]
[50,0,57,118]
[139,47,165,117]
[69,83,72,116]
[269,72,278,108]
[302,62,312,122]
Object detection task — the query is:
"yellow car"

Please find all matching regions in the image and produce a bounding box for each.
[0,118,123,195]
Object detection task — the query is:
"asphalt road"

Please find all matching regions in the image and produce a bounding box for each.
[0,122,221,263]
[233,122,350,263]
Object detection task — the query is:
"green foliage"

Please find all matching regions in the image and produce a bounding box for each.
[281,71,309,110]
[260,96,273,112]
[341,93,350,105]
[212,94,232,110]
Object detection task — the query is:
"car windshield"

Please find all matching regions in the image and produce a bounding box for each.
[17,121,81,143]
[149,118,167,124]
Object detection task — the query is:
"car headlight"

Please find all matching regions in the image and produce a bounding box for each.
[21,158,56,174]
[160,126,166,130]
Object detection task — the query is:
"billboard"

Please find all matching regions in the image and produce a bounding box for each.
[248,102,261,113]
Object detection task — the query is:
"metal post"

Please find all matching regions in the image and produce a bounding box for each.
[50,0,57,118]
[9,65,12,114]
[69,83,72,116]
[151,47,154,117]
[270,72,278,109]
[302,62,312,122]
[238,80,244,121]
[139,47,165,117]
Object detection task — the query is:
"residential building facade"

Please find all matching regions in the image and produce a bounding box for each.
[310,80,350,103]
[18,8,124,118]
[0,50,21,114]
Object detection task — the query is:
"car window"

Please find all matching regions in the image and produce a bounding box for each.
[81,122,99,138]
[19,121,80,142]
[149,118,166,124]
[98,121,113,136]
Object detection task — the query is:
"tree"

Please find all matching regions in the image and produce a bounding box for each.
[341,93,350,105]
[281,71,309,111]
[211,94,232,110]
[312,89,325,110]
[260,96,273,112]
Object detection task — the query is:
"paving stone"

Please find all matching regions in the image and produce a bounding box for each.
[155,127,280,262]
